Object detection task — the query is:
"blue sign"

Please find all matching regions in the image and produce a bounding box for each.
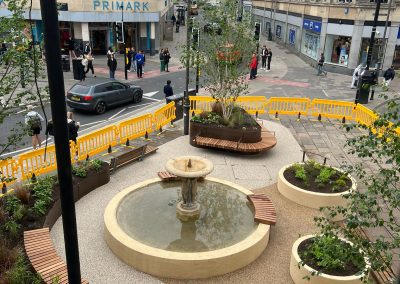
[303,19,321,33]
[289,29,295,45]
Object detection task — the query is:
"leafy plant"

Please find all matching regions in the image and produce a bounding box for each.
[315,167,334,184]
[3,220,21,238]
[72,159,103,178]
[292,163,307,183]
[3,254,42,284]
[4,195,23,217]
[14,184,31,205]
[30,176,54,216]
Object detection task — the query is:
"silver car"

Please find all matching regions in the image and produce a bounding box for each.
[66,78,143,114]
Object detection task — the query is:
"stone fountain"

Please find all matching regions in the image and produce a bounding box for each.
[165,156,214,221]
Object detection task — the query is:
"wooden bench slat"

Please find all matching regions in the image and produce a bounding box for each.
[248,194,277,225]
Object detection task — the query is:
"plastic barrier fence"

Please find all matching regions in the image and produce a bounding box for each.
[267,97,311,116]
[236,96,268,115]
[189,96,214,114]
[310,99,355,121]
[119,114,153,144]
[153,101,176,131]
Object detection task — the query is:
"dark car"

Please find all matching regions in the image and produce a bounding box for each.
[203,23,222,35]
[66,78,143,114]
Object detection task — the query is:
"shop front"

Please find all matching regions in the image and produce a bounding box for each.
[393,28,400,69]
[287,23,300,50]
[359,38,384,68]
[324,35,352,66]
[275,21,285,41]
[301,19,321,60]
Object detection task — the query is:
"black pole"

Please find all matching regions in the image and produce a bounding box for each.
[39,0,81,283]
[184,3,192,135]
[366,0,381,70]
[122,5,128,80]
[195,29,200,93]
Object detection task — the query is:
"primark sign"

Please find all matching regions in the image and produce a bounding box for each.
[93,0,150,11]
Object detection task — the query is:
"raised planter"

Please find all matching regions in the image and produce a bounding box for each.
[44,162,110,228]
[190,120,262,145]
[277,163,356,221]
[290,235,368,284]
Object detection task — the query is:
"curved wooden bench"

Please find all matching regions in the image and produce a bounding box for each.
[194,130,277,153]
[247,194,277,225]
[24,228,89,284]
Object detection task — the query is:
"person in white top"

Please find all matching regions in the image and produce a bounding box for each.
[24,105,44,149]
[351,64,363,89]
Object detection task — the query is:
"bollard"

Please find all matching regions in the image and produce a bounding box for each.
[275,111,278,119]
[86,154,90,161]
[342,117,346,124]
[159,125,163,133]
[297,112,301,120]
[318,114,322,121]
[145,131,149,140]
[2,183,6,194]
[31,173,37,183]
[108,145,112,153]
[126,138,130,146]
[323,157,327,165]
[192,111,195,116]
[302,151,306,162]
[256,111,258,119]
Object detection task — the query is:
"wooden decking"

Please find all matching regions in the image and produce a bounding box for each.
[247,194,277,225]
[24,228,89,284]
[193,129,277,153]
[158,171,180,181]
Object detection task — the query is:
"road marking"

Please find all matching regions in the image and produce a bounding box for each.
[0,138,52,158]
[143,97,162,102]
[127,102,154,109]
[322,89,329,97]
[80,120,107,127]
[143,91,159,97]
[108,108,126,120]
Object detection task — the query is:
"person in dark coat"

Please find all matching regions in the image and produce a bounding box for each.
[261,45,267,70]
[160,48,165,72]
[163,48,171,72]
[67,36,76,59]
[67,112,80,143]
[267,48,272,71]
[164,80,174,103]
[135,51,145,78]
[317,53,327,76]
[171,14,176,26]
[383,65,395,88]
[107,53,117,79]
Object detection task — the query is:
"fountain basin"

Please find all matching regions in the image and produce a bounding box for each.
[104,177,270,279]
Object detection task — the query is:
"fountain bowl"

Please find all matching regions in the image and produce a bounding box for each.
[165,156,214,178]
[104,177,270,279]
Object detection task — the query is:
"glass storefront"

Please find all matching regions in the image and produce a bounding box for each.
[359,38,384,68]
[324,35,351,66]
[393,45,400,69]
[302,31,319,59]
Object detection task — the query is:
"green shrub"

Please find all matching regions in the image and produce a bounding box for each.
[31,176,54,216]
[4,195,23,218]
[72,159,104,178]
[2,220,21,238]
[315,167,334,184]
[293,163,307,183]
[3,255,42,284]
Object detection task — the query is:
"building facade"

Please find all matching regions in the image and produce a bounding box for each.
[0,0,174,55]
[252,0,400,73]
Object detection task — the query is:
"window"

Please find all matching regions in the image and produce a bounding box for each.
[359,38,384,68]
[112,82,125,90]
[302,31,320,59]
[324,35,351,66]
[70,85,90,94]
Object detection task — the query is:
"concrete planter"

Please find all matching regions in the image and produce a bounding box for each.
[290,235,368,284]
[277,163,356,221]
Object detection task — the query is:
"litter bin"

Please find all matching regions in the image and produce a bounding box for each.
[166,93,184,122]
[61,55,70,72]
[357,69,375,104]
[72,58,84,80]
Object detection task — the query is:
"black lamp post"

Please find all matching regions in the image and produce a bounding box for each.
[184,3,192,135]
[39,0,81,282]
[121,4,128,80]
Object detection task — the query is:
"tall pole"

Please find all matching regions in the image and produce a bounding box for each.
[366,0,381,70]
[122,4,128,80]
[184,2,192,135]
[195,28,200,93]
[379,0,392,70]
[39,0,81,283]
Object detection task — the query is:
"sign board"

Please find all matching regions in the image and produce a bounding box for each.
[303,19,321,33]
[289,29,295,45]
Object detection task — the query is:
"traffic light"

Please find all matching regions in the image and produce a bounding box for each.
[115,21,124,43]
[192,28,199,49]
[254,22,260,41]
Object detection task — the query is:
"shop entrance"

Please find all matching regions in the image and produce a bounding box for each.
[91,29,107,55]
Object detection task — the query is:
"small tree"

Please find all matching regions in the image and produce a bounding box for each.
[181,0,256,120]
[315,94,400,282]
[0,0,47,156]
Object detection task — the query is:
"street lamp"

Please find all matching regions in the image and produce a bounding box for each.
[184,2,192,135]
[119,4,128,80]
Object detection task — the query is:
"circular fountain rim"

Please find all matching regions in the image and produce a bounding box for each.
[165,156,214,178]
[104,177,269,261]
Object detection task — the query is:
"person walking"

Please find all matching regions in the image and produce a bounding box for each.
[135,50,144,78]
[107,53,117,79]
[317,53,327,76]
[67,112,80,144]
[164,80,174,103]
[107,46,114,59]
[67,36,76,59]
[25,105,44,150]
[160,48,165,72]
[249,53,257,80]
[164,48,171,72]
[171,14,176,26]
[383,65,395,88]
[351,64,363,89]
[261,45,267,70]
[130,47,137,72]
[84,54,95,77]
[83,42,92,56]
[267,48,272,71]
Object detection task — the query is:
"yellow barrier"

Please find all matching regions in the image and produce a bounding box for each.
[267,97,311,116]
[189,96,214,114]
[18,145,58,180]
[119,114,153,143]
[76,125,118,161]
[236,96,268,115]
[153,101,176,131]
[310,99,355,121]
[0,158,19,186]
[354,104,379,128]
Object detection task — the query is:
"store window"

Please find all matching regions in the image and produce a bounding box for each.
[393,45,400,70]
[302,31,319,59]
[324,35,351,66]
[359,38,384,68]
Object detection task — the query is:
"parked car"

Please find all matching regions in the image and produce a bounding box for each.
[66,78,143,114]
[203,22,222,35]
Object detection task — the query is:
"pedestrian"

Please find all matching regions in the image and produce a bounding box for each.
[164,48,171,72]
[142,50,146,73]
[130,47,137,72]
[25,105,44,150]
[351,64,363,89]
[83,42,92,56]
[171,14,176,26]
[67,111,80,143]
[317,53,327,76]
[67,36,76,60]
[164,80,174,103]
[135,50,145,78]
[107,46,114,59]
[383,65,395,88]
[261,45,267,70]
[107,53,117,79]
[267,48,272,71]
[80,58,87,81]
[160,48,165,72]
[84,54,95,77]
[127,47,133,72]
[249,53,257,80]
